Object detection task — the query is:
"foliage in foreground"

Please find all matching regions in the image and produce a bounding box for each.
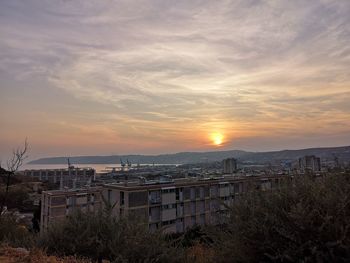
[38,206,183,262]
[0,186,30,211]
[0,214,34,248]
[211,173,350,262]
[1,172,350,262]
[0,245,90,263]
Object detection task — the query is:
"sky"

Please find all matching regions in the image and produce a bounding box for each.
[0,0,350,160]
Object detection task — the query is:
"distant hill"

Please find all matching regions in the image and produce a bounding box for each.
[240,146,350,163]
[28,146,350,165]
[28,150,248,165]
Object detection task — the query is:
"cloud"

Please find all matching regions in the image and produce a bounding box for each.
[0,0,350,155]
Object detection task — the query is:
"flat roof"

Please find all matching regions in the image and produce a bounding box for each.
[42,186,102,196]
[103,174,282,191]
[24,167,95,171]
[42,174,284,194]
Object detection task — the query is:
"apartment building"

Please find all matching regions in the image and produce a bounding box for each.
[102,175,280,233]
[222,158,238,174]
[298,155,321,173]
[24,167,95,189]
[40,187,102,231]
[40,175,281,233]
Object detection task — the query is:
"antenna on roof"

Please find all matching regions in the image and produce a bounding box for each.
[67,158,74,169]
[332,153,339,168]
[127,159,132,168]
[120,158,126,171]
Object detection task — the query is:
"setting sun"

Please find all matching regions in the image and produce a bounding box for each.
[211,133,224,146]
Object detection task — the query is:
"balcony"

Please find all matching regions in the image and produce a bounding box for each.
[149,197,161,205]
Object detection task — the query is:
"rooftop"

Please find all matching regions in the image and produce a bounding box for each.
[104,174,281,190]
[42,186,102,196]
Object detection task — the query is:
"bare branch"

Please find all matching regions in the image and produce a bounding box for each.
[6,138,28,173]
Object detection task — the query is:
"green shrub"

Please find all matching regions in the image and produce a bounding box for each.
[0,214,35,248]
[39,206,183,262]
[211,173,350,262]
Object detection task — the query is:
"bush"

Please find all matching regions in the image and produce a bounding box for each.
[0,187,30,211]
[39,206,183,262]
[0,214,35,248]
[210,173,350,262]
[0,245,90,263]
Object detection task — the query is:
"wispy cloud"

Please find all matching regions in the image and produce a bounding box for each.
[0,0,350,156]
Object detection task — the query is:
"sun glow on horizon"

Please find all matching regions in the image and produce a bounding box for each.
[210,132,224,146]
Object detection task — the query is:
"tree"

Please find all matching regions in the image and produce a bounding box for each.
[210,173,350,262]
[39,205,183,262]
[0,139,28,216]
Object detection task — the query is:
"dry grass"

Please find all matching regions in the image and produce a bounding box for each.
[185,243,215,263]
[0,246,93,263]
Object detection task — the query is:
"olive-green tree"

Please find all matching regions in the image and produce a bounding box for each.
[0,139,28,217]
[210,173,350,262]
[39,204,183,262]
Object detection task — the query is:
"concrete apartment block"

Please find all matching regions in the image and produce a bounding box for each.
[40,187,102,231]
[40,175,281,233]
[298,155,321,173]
[102,175,280,233]
[24,167,95,189]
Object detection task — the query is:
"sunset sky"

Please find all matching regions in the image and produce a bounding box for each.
[1,0,350,160]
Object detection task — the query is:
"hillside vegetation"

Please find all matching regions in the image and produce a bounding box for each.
[1,172,349,262]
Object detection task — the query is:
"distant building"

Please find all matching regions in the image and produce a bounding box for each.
[40,187,102,231]
[222,158,238,174]
[298,155,321,173]
[24,167,95,189]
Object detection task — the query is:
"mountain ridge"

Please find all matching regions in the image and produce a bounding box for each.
[28,146,350,165]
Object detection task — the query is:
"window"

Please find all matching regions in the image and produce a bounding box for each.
[200,214,205,225]
[190,187,195,200]
[183,188,191,200]
[162,220,176,226]
[199,187,204,199]
[120,191,124,205]
[176,188,181,200]
[129,207,148,219]
[51,196,66,206]
[191,202,196,214]
[149,191,161,204]
[210,185,218,197]
[162,188,175,193]
[204,186,210,197]
[129,191,148,207]
[191,216,196,225]
[234,184,239,194]
[162,204,176,210]
[107,190,112,203]
[195,187,200,198]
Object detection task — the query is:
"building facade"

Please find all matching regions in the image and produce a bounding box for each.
[40,175,281,233]
[222,158,238,174]
[102,175,280,233]
[298,155,321,173]
[24,167,95,189]
[40,187,102,232]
